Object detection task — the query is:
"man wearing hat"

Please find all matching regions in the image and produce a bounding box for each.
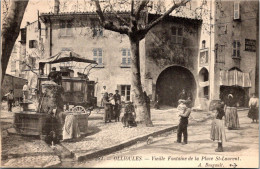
[5,90,14,112]
[48,67,62,85]
[23,81,30,102]
[114,90,121,122]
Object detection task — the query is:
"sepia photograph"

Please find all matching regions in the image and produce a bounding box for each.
[0,0,259,168]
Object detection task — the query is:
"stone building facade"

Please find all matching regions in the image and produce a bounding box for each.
[39,12,202,106]
[40,12,133,104]
[208,0,258,107]
[143,14,202,107]
[7,0,257,108]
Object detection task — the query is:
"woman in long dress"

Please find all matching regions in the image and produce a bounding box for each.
[225,94,240,130]
[248,93,259,123]
[210,100,226,152]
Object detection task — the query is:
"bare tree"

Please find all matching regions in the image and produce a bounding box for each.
[93,0,190,127]
[1,0,29,84]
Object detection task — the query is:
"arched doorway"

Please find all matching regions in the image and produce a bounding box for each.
[156,66,196,107]
[198,67,209,99]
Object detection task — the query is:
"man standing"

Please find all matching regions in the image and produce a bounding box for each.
[48,67,62,85]
[175,98,192,145]
[100,86,107,107]
[5,90,14,112]
[114,90,121,122]
[23,81,29,102]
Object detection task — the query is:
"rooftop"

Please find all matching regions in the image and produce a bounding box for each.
[40,11,202,22]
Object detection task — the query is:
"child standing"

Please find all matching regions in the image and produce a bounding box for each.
[210,100,226,152]
[5,90,14,112]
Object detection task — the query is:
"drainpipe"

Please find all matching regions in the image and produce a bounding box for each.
[49,16,52,74]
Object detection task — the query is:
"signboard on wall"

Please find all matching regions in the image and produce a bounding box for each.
[199,49,209,66]
[245,39,256,52]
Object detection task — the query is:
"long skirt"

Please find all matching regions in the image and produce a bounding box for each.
[248,106,259,120]
[210,119,226,143]
[225,107,240,129]
[62,114,81,140]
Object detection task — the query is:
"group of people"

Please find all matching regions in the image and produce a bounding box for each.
[174,89,259,153]
[102,88,122,123]
[210,93,259,152]
[100,85,149,128]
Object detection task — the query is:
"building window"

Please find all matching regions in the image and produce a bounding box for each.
[29,40,37,48]
[93,27,103,37]
[232,40,240,58]
[234,2,240,20]
[202,40,206,49]
[121,85,131,102]
[60,20,73,37]
[171,27,183,44]
[93,48,103,65]
[121,48,131,67]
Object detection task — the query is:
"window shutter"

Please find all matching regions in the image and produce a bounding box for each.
[98,49,102,56]
[237,41,241,48]
[122,49,126,56]
[234,2,240,20]
[93,49,97,56]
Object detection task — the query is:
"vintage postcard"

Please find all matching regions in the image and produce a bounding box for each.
[1,0,259,168]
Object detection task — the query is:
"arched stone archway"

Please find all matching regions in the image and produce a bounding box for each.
[198,67,209,98]
[156,66,196,107]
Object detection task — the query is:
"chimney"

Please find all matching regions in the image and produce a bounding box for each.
[54,0,60,14]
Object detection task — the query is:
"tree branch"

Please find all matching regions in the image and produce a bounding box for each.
[135,0,150,20]
[20,60,38,75]
[131,0,134,16]
[141,0,190,33]
[93,0,129,34]
[108,0,129,26]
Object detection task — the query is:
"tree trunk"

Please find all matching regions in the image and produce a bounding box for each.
[1,0,29,84]
[130,37,153,127]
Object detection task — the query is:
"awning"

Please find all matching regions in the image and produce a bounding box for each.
[219,69,251,87]
[39,51,97,71]
[39,51,97,64]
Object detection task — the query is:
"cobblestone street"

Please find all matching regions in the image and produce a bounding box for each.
[74,110,259,168]
[1,101,212,168]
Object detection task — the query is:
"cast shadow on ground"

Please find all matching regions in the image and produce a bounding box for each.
[223,145,247,152]
[85,126,102,137]
[88,116,103,121]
